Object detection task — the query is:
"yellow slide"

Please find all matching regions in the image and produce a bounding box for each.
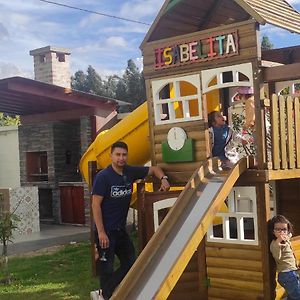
[79,102,150,184]
[110,158,249,300]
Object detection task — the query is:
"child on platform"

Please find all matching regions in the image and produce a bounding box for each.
[270,215,300,300]
[208,110,242,170]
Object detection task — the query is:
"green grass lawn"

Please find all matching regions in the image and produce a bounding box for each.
[0,242,98,300]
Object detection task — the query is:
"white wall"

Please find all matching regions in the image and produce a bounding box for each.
[0,126,20,187]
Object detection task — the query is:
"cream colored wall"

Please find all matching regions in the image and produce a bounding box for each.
[0,126,20,187]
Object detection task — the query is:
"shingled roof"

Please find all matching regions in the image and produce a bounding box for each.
[141,0,300,48]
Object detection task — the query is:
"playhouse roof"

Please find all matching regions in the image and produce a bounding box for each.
[0,76,128,116]
[141,0,300,48]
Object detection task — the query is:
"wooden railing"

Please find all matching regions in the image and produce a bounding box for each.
[263,95,300,171]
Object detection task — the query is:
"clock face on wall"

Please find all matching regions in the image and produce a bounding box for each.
[167,127,187,151]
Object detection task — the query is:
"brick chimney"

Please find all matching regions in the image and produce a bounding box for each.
[29,46,71,88]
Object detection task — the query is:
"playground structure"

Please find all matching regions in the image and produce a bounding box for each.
[80,0,300,299]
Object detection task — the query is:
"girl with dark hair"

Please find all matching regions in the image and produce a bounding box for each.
[270,215,300,299]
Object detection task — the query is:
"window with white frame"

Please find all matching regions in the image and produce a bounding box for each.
[201,62,253,94]
[153,198,177,232]
[151,75,202,125]
[207,187,258,245]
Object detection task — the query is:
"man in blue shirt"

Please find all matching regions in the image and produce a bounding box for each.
[91,141,170,300]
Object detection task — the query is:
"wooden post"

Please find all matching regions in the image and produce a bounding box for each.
[137,182,146,252]
[198,239,208,299]
[253,60,265,169]
[256,183,273,299]
[88,160,98,276]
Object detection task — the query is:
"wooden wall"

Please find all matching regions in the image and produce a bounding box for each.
[144,20,259,184]
[153,120,207,184]
[205,242,264,300]
[142,20,259,80]
[168,251,204,300]
[277,179,300,236]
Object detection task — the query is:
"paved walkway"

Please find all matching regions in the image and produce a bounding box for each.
[1,224,90,256]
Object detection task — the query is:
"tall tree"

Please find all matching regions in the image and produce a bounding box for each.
[85,65,104,95]
[71,70,87,92]
[261,36,274,51]
[71,60,146,112]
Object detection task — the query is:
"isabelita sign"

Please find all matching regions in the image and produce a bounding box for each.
[155,31,239,70]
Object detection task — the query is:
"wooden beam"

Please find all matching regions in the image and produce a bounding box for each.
[295,97,300,168]
[270,94,280,169]
[88,161,97,277]
[263,62,300,83]
[197,0,221,29]
[234,0,266,24]
[279,96,287,169]
[20,107,99,124]
[7,79,117,110]
[236,170,269,185]
[268,169,300,180]
[256,183,273,299]
[253,59,265,168]
[287,96,295,169]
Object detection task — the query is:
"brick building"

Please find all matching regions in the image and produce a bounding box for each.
[0,46,125,225]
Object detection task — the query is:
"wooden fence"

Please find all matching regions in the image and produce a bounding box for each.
[264,95,300,170]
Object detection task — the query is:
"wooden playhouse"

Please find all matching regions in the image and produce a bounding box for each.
[86,1,300,299]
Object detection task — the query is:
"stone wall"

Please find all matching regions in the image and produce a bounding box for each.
[53,120,81,183]
[19,117,92,224]
[30,46,71,88]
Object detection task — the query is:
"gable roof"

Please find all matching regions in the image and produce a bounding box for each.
[141,0,300,49]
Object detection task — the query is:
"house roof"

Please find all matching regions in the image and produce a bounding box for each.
[141,0,300,48]
[0,77,128,116]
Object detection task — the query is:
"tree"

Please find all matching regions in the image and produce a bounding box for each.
[0,193,20,284]
[122,59,146,109]
[261,36,274,51]
[71,70,87,92]
[71,60,146,112]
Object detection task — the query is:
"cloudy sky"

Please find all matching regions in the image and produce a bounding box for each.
[1,0,300,79]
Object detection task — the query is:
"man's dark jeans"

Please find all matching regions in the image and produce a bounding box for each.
[95,228,135,299]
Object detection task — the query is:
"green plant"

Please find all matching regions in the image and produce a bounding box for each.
[0,193,20,284]
[0,113,20,126]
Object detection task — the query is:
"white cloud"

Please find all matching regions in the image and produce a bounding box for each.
[133,57,143,71]
[101,24,148,34]
[120,0,164,20]
[74,36,130,56]
[0,23,9,41]
[0,62,32,79]
[261,25,287,36]
[106,36,128,48]
[79,14,105,28]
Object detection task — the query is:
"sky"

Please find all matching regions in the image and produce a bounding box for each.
[1,0,300,80]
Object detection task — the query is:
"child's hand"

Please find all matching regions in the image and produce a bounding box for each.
[277,233,289,245]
